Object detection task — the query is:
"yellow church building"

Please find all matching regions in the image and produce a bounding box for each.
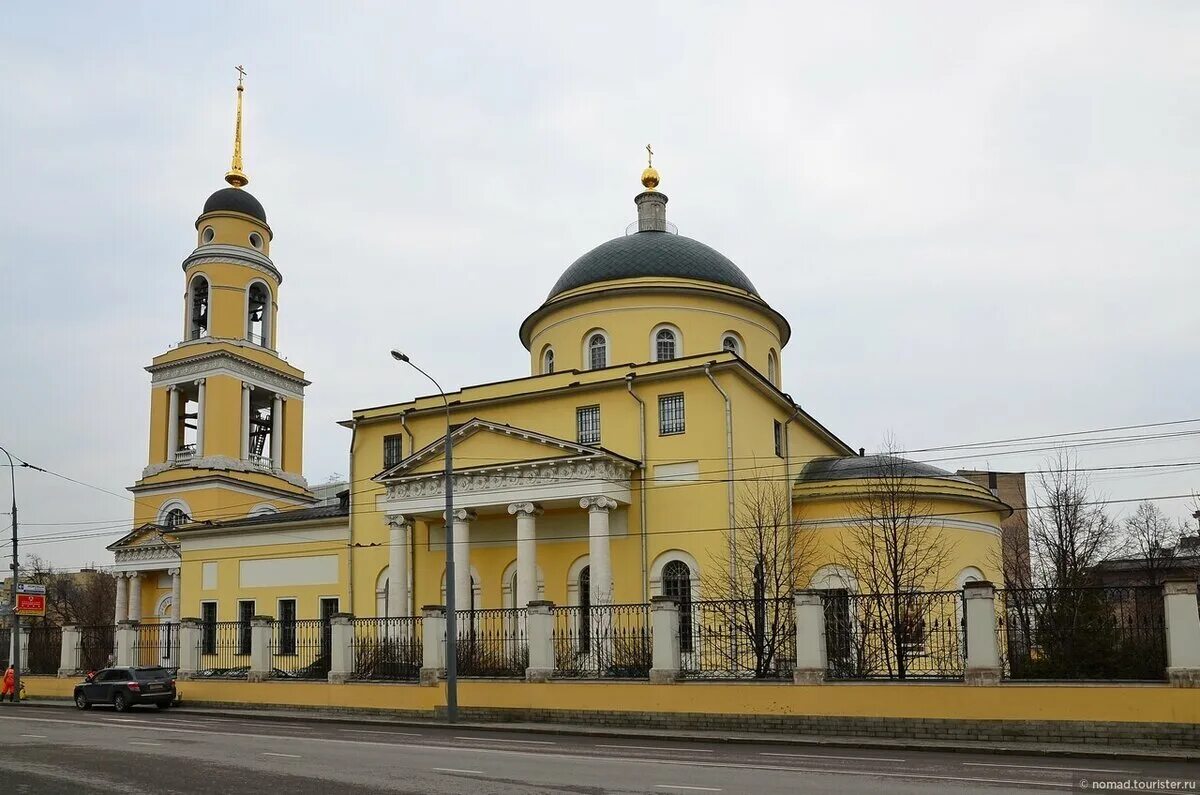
[108,78,1011,635]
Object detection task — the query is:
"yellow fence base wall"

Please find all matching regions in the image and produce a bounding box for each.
[23,676,1199,726]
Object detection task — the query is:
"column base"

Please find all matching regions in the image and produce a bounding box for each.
[965,667,1002,686]
[649,668,679,684]
[792,667,825,685]
[525,668,553,683]
[419,667,443,686]
[1168,668,1200,687]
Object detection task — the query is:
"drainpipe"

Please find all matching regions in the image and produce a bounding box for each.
[782,402,802,591]
[704,364,736,584]
[400,411,417,616]
[625,374,649,602]
[347,421,358,615]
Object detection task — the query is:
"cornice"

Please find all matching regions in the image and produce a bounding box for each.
[146,349,310,395]
[139,455,310,491]
[182,243,282,284]
[385,457,634,502]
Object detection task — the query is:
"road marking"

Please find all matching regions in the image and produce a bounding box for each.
[19,734,47,739]
[655,787,722,792]
[455,735,555,745]
[433,767,485,775]
[598,744,714,753]
[761,751,905,763]
[340,729,423,737]
[962,762,1136,774]
[128,741,162,746]
[262,752,302,758]
[105,718,138,723]
[0,715,1079,789]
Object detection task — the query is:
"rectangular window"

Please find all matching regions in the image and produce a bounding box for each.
[237,600,255,656]
[576,405,601,445]
[277,598,297,656]
[320,598,339,660]
[201,602,217,656]
[658,393,685,436]
[774,420,784,458]
[383,433,403,468]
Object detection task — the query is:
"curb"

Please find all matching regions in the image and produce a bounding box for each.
[15,699,1198,763]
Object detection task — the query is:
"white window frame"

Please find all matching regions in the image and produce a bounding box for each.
[583,330,609,370]
[650,323,683,362]
[186,273,211,341]
[541,346,555,375]
[767,349,779,385]
[720,331,743,356]
[157,498,193,527]
[244,278,273,348]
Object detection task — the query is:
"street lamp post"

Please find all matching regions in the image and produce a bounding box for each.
[390,350,458,722]
[1,445,21,704]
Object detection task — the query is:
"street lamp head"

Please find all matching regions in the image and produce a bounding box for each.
[390,350,410,363]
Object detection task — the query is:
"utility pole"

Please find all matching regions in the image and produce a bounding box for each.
[2,445,21,704]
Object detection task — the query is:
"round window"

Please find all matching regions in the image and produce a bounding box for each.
[201,226,215,244]
[248,232,264,250]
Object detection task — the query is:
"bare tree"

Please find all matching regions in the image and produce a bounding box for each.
[22,555,116,627]
[832,442,955,679]
[1118,501,1191,586]
[1028,450,1118,588]
[704,467,819,677]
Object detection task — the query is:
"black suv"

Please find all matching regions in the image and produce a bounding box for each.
[74,667,177,712]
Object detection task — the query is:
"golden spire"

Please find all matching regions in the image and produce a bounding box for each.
[224,65,249,188]
[641,143,660,190]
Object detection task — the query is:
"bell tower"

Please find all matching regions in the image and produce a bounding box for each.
[129,68,313,531]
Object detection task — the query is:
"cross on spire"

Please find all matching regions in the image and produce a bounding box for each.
[236,64,247,88]
[646,144,654,168]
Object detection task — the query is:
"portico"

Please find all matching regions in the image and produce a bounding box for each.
[107,527,183,626]
[376,419,636,616]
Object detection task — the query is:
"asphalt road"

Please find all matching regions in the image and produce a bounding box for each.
[0,705,1195,794]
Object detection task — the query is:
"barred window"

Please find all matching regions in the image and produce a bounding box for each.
[278,598,297,655]
[588,333,607,370]
[164,508,189,528]
[663,560,693,653]
[237,599,255,655]
[722,334,740,355]
[655,328,677,361]
[576,405,601,445]
[773,420,783,458]
[383,433,403,468]
[542,347,555,375]
[658,393,685,435]
[201,602,217,655]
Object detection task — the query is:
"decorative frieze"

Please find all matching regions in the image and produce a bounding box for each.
[147,351,308,397]
[386,458,632,501]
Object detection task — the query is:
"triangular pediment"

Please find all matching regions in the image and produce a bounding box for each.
[377,418,632,481]
[106,523,177,551]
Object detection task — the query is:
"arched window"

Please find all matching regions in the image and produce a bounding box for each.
[721,335,740,355]
[579,566,591,653]
[655,328,677,361]
[246,282,271,347]
[542,347,555,375]
[662,560,693,653]
[188,275,209,341]
[767,349,778,385]
[508,570,519,610]
[164,508,189,528]
[587,333,607,370]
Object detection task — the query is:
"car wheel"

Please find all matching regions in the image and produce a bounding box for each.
[113,692,129,713]
[74,692,91,711]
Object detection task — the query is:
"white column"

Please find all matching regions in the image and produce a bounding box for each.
[386,514,411,618]
[508,502,542,608]
[170,568,182,623]
[166,386,180,461]
[963,580,1001,685]
[581,496,617,605]
[194,378,206,457]
[270,393,283,469]
[240,383,251,460]
[649,596,681,683]
[127,572,142,623]
[1165,579,1200,686]
[114,573,128,624]
[450,509,476,615]
[328,614,355,684]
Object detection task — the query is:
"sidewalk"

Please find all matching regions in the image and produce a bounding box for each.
[15,699,1198,762]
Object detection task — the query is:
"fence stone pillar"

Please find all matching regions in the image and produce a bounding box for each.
[58,625,81,677]
[649,596,680,683]
[18,626,30,672]
[963,580,1001,685]
[176,618,202,679]
[525,601,555,683]
[115,620,138,667]
[247,616,274,682]
[328,613,355,684]
[793,590,827,684]
[420,605,446,686]
[1164,579,1200,686]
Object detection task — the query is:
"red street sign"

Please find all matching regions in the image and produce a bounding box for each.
[16,593,45,616]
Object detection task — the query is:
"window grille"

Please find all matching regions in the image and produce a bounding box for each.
[663,561,693,653]
[201,602,217,655]
[588,334,607,370]
[722,335,739,354]
[658,393,685,435]
[238,600,255,655]
[383,434,403,468]
[655,329,677,361]
[543,348,555,374]
[164,508,189,528]
[773,420,783,458]
[278,599,297,655]
[576,405,601,445]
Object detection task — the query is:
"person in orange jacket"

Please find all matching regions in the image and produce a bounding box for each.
[1,665,14,702]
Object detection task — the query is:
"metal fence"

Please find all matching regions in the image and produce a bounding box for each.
[822,590,964,680]
[197,620,252,678]
[26,625,63,675]
[553,603,651,679]
[679,598,796,680]
[76,625,115,673]
[350,617,423,681]
[134,623,179,670]
[270,618,331,680]
[996,586,1167,681]
[0,627,9,669]
[455,608,527,677]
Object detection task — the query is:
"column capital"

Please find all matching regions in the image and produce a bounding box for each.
[444,508,477,523]
[242,382,254,392]
[507,502,543,517]
[168,567,181,577]
[386,513,414,529]
[580,495,618,513]
[193,377,206,386]
[124,571,140,579]
[167,384,180,393]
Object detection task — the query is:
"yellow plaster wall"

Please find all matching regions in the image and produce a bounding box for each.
[182,260,278,344]
[133,485,302,528]
[283,398,304,474]
[204,374,244,460]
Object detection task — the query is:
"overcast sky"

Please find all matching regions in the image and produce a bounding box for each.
[1,3,1198,570]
